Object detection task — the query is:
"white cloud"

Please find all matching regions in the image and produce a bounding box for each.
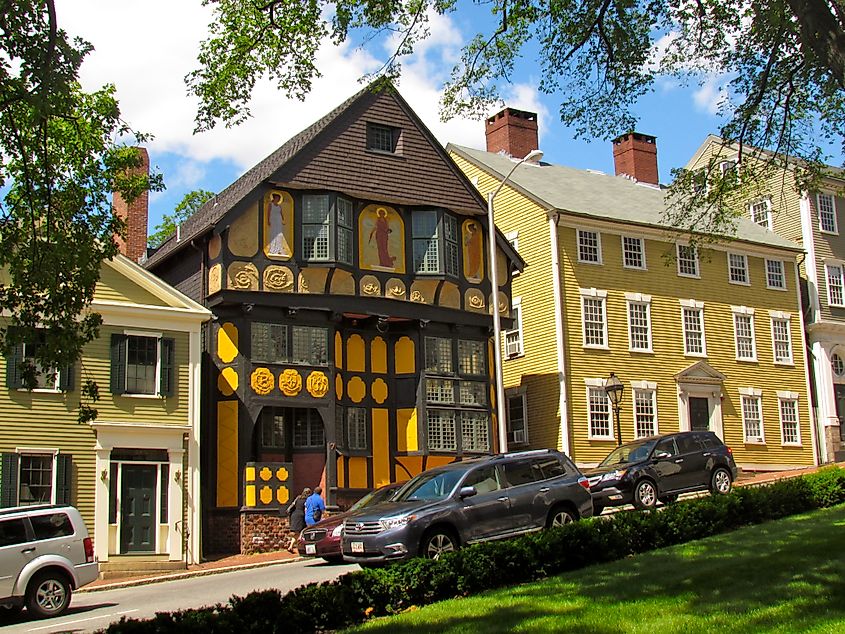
[693,75,727,116]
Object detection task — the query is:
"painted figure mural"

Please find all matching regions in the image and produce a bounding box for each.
[359,204,405,273]
[462,219,484,282]
[264,190,294,259]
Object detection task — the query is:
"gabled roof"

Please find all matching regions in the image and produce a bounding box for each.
[147,81,503,268]
[448,143,801,253]
[674,360,727,384]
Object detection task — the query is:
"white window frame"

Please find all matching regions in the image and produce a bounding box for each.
[585,378,614,440]
[506,389,529,445]
[817,192,838,235]
[739,388,765,444]
[577,229,603,265]
[676,244,700,278]
[122,329,164,399]
[680,299,706,357]
[625,292,653,353]
[621,235,647,270]
[15,448,59,506]
[506,231,520,277]
[727,252,750,286]
[765,259,787,290]
[719,158,738,179]
[749,197,773,230]
[19,340,61,393]
[825,261,845,307]
[777,391,801,446]
[504,298,524,359]
[580,288,609,349]
[731,306,757,362]
[770,311,794,365]
[631,381,659,438]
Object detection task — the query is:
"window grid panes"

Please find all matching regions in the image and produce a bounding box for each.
[262,412,286,448]
[425,337,453,374]
[427,409,457,451]
[18,454,53,505]
[582,297,606,347]
[832,353,845,376]
[347,407,368,450]
[507,395,527,444]
[734,314,755,360]
[293,409,325,448]
[444,215,459,277]
[126,335,158,394]
[628,302,651,351]
[505,303,523,357]
[780,399,800,444]
[622,236,645,268]
[412,211,440,273]
[426,378,455,404]
[818,193,837,232]
[750,199,771,229]
[677,245,698,276]
[588,387,611,438]
[367,124,396,152]
[683,307,705,355]
[458,340,486,375]
[461,411,490,452]
[22,333,58,389]
[633,390,657,438]
[827,264,845,306]
[302,194,331,261]
[252,323,288,363]
[766,259,786,289]
[578,230,601,263]
[772,318,792,363]
[742,395,763,442]
[291,326,328,366]
[729,253,749,284]
[336,197,353,265]
[459,381,487,406]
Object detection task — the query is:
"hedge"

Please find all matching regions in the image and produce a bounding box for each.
[103,466,845,633]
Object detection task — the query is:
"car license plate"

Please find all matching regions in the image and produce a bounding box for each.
[305,544,316,555]
[351,541,364,553]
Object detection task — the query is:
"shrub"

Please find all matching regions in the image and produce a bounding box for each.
[104,466,845,634]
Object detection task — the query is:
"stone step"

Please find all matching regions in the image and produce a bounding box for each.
[99,556,187,579]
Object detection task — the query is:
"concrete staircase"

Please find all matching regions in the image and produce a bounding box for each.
[99,555,187,580]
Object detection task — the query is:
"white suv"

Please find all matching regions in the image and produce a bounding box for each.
[0,505,99,619]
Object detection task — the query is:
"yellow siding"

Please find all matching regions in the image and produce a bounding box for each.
[95,264,170,306]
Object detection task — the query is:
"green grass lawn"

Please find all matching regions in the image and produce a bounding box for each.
[346,504,845,633]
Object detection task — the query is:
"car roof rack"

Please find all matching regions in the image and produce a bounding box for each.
[490,449,553,460]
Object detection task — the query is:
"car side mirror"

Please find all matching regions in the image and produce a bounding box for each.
[654,451,670,459]
[459,486,477,499]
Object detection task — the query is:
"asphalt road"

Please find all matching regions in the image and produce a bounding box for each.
[0,559,358,634]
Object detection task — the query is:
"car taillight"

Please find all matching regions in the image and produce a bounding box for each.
[726,446,733,455]
[578,476,590,491]
[83,537,94,563]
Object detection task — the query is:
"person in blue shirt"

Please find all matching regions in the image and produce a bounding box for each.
[304,486,326,526]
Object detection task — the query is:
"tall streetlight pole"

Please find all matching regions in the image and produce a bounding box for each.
[604,372,624,447]
[489,148,543,455]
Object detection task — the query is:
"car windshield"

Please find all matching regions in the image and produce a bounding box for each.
[599,439,657,466]
[392,470,465,502]
[349,485,398,511]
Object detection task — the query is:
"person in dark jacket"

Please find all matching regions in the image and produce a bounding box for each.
[285,487,310,552]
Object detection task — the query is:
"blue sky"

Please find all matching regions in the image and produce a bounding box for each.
[58,2,831,237]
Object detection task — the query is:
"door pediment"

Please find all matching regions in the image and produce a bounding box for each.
[674,360,726,386]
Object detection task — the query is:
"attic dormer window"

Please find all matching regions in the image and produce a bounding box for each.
[367,123,400,153]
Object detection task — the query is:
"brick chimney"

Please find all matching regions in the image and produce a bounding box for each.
[485,108,539,159]
[113,147,150,263]
[612,132,658,185]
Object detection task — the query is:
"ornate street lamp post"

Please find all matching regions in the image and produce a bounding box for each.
[604,372,624,447]
[489,149,543,454]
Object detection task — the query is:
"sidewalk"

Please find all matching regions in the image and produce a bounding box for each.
[81,461,843,593]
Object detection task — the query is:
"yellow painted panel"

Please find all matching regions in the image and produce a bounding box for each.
[263,189,294,260]
[228,201,258,257]
[348,457,368,489]
[217,323,239,364]
[218,367,238,396]
[245,485,256,507]
[337,456,346,488]
[259,486,273,504]
[394,456,422,482]
[335,373,344,399]
[347,334,366,372]
[427,455,457,468]
[216,400,239,507]
[395,336,415,374]
[396,408,418,452]
[276,487,290,505]
[330,269,355,295]
[245,466,256,482]
[335,332,343,369]
[348,376,366,404]
[462,219,484,283]
[359,204,406,273]
[371,378,388,405]
[371,337,387,374]
[372,409,390,488]
[95,263,169,306]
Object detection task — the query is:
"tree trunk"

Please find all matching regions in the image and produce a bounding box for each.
[787,0,845,90]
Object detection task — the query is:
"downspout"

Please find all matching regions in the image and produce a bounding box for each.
[549,211,571,456]
[188,237,207,561]
[795,255,821,466]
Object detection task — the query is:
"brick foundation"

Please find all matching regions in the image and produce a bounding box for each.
[240,510,293,555]
[206,510,241,555]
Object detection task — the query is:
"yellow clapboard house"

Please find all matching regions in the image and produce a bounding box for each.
[448,110,817,471]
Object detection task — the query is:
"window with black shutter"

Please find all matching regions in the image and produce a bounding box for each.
[110,334,175,396]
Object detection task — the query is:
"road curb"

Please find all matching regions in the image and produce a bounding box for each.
[79,556,305,593]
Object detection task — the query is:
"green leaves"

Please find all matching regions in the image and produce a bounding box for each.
[149,189,215,249]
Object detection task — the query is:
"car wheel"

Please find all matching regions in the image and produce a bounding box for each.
[710,467,733,495]
[547,506,576,528]
[420,529,458,560]
[26,572,71,619]
[633,479,658,510]
[659,494,678,505]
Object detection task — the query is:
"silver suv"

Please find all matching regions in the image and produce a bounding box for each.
[0,505,99,619]
[341,449,593,564]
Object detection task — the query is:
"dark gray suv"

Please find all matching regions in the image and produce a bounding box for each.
[340,449,592,564]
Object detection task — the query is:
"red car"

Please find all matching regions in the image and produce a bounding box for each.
[298,483,401,563]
